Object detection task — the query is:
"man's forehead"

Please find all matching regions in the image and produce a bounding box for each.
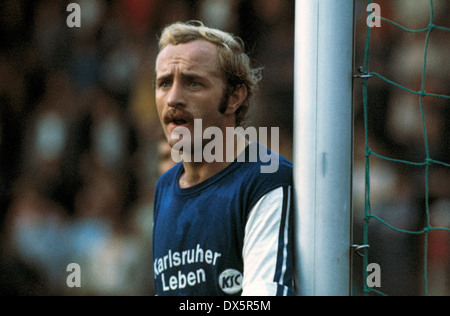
[156,40,220,72]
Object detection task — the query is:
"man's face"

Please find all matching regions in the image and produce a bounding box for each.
[155,39,229,149]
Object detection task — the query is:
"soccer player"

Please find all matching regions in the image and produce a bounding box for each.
[152,21,295,296]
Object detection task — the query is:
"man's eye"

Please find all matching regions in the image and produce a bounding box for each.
[190,82,201,88]
[159,81,171,89]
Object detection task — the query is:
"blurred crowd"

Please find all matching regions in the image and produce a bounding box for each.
[0,0,294,295]
[352,0,450,295]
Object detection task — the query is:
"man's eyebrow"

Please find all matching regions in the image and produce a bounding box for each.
[182,73,207,82]
[156,72,210,84]
[155,73,173,83]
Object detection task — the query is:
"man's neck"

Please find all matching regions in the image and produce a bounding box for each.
[179,133,249,188]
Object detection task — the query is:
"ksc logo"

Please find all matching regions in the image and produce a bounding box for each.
[219,269,243,295]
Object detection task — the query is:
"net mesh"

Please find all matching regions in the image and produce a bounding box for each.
[356,0,450,296]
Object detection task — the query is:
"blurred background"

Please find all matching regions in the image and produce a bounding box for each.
[0,0,447,296]
[353,0,449,296]
[0,0,295,296]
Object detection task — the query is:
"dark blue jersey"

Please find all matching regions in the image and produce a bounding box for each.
[153,142,295,296]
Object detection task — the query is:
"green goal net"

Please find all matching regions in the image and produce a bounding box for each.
[354,0,450,296]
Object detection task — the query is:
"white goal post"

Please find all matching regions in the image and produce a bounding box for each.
[293,0,354,296]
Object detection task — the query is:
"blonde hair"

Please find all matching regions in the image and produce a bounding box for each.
[158,21,262,126]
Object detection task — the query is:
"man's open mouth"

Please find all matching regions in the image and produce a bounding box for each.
[164,110,193,127]
[171,118,188,126]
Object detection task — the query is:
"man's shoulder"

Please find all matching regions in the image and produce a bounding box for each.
[243,142,292,181]
[156,162,182,188]
[236,143,292,205]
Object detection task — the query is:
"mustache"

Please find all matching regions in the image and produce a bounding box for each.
[163,109,194,125]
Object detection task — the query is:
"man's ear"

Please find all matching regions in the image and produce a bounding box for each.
[224,85,248,115]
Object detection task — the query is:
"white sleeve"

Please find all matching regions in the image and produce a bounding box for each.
[241,186,295,296]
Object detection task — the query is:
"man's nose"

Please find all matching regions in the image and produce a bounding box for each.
[167,82,185,108]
